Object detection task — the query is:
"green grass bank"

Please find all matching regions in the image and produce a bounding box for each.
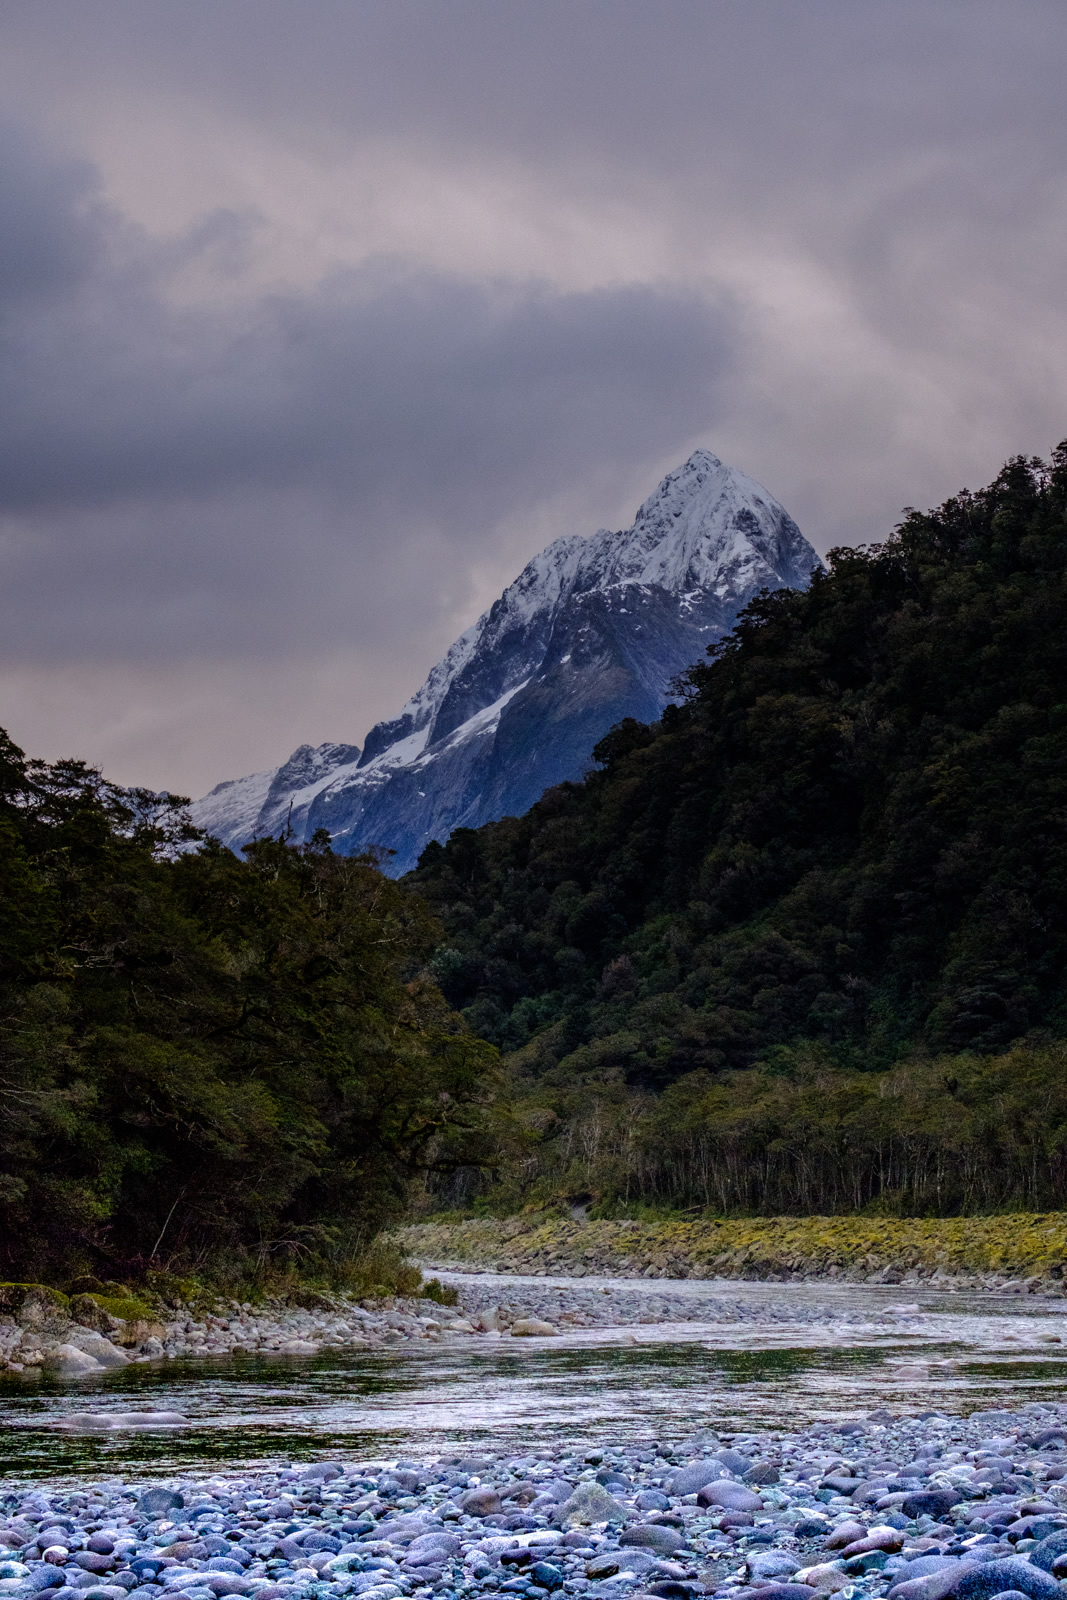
[393,1213,1067,1290]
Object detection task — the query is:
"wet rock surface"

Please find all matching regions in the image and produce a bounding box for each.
[2,1295,473,1378]
[424,1282,897,1338]
[8,1400,1067,1600]
[10,1237,1067,1387]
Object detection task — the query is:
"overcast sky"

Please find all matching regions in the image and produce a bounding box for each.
[1,0,1065,796]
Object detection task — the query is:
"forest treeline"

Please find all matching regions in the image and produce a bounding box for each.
[410,446,1067,1215]
[0,740,496,1285]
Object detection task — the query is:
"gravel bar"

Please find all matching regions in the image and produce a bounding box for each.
[6,1401,1067,1600]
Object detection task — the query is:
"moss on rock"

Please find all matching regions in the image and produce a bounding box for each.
[88,1292,155,1323]
[0,1282,70,1322]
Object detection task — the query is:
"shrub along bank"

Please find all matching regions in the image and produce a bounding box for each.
[394,1212,1067,1289]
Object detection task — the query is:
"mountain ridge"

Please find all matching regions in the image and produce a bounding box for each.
[190,450,820,869]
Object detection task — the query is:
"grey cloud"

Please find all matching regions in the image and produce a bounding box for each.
[6,2,1066,182]
[0,2,1065,793]
[0,124,737,659]
[0,122,99,303]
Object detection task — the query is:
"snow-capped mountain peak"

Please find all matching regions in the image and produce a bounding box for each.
[618,448,809,590]
[190,451,820,870]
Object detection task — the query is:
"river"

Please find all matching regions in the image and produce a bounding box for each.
[3,1272,1066,1483]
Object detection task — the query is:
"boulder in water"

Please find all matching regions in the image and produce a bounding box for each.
[44,1344,103,1377]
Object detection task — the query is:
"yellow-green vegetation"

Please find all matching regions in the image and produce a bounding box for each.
[394,1212,1067,1284]
[86,1293,156,1323]
[421,1277,459,1306]
[247,1241,427,1303]
[70,1274,181,1319]
[60,1249,436,1317]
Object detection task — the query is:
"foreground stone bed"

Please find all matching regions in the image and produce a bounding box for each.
[5,1401,1067,1600]
[391,1219,1067,1292]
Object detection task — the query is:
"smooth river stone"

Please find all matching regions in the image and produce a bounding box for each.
[956,1559,1064,1600]
[669,1462,726,1495]
[560,1483,629,1525]
[404,1534,460,1563]
[900,1490,964,1520]
[459,1488,502,1517]
[841,1527,905,1556]
[73,1554,114,1574]
[888,1565,979,1600]
[697,1480,763,1511]
[619,1525,684,1555]
[891,1556,968,1584]
[748,1585,819,1600]
[1028,1531,1067,1573]
[138,1490,185,1519]
[825,1523,867,1551]
[748,1553,802,1580]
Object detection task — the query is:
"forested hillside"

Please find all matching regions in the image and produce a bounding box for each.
[411,447,1067,1214]
[7,448,1067,1269]
[0,739,495,1285]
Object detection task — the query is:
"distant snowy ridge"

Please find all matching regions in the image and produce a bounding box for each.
[190,450,820,870]
[193,741,361,852]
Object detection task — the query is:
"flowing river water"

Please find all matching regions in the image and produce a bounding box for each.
[4,1272,1067,1483]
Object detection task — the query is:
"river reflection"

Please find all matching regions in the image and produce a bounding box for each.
[3,1275,1067,1481]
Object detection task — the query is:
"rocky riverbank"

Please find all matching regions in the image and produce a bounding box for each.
[6,1399,1067,1600]
[7,1211,1067,1380]
[5,1275,832,1380]
[392,1217,1067,1292]
[0,1284,465,1379]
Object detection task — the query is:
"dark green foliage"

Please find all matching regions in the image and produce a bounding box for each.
[0,745,496,1282]
[410,447,1067,1211]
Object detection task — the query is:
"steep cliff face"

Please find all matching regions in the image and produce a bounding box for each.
[190,450,820,871]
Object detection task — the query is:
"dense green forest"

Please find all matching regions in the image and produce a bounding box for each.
[411,446,1067,1215]
[0,738,495,1285]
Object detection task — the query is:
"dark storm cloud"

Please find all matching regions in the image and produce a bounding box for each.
[6,0,1062,551]
[0,122,736,657]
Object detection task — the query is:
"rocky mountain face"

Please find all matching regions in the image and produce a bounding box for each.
[189,740,362,853]
[190,450,820,871]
